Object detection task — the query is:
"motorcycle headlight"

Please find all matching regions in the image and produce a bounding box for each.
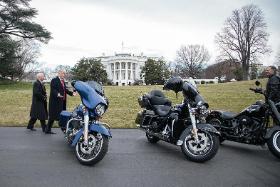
[95,104,106,116]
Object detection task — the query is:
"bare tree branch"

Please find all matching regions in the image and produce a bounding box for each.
[215,4,270,80]
[175,44,210,78]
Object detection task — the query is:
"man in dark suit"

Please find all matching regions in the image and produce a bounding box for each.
[45,70,76,134]
[27,73,48,132]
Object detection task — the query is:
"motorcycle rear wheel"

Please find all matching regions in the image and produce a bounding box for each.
[75,132,109,165]
[267,130,280,159]
[181,130,219,162]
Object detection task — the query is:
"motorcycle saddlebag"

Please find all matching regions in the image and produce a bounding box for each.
[59,111,72,130]
[138,94,151,108]
[135,110,144,124]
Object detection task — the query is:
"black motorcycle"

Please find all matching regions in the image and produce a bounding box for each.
[207,81,280,159]
[135,77,220,162]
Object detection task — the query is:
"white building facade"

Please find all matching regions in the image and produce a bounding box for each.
[98,53,149,86]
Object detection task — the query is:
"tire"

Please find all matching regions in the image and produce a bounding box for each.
[181,130,219,163]
[267,130,280,159]
[208,118,225,144]
[75,132,109,166]
[146,132,160,143]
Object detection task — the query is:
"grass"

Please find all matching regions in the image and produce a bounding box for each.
[0,79,267,128]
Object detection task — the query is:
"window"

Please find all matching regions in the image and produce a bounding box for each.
[122,62,126,69]
[111,63,114,70]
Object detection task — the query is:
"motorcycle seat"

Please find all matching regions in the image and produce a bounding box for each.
[148,90,172,106]
[221,111,238,120]
[153,105,172,117]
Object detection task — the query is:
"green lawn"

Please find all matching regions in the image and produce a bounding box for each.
[0,79,267,128]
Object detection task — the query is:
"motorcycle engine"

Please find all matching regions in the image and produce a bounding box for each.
[66,119,82,144]
[237,115,254,137]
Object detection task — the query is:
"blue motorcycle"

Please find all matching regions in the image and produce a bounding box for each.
[59,81,111,165]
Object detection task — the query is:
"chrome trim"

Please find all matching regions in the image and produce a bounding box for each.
[177,140,183,146]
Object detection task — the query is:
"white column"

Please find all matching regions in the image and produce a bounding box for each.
[125,62,128,85]
[135,64,138,80]
[113,62,116,82]
[130,63,133,81]
[119,62,121,81]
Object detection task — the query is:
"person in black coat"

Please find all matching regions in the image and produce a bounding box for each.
[265,66,280,103]
[27,73,48,132]
[45,70,76,134]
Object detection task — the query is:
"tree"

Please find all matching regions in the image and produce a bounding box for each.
[72,58,108,83]
[215,4,270,80]
[204,59,241,81]
[14,40,40,79]
[0,0,51,80]
[0,38,40,80]
[175,45,210,78]
[0,36,18,78]
[141,58,170,85]
[0,0,51,43]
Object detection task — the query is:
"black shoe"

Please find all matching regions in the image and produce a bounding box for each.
[45,131,56,134]
[27,127,36,131]
[42,126,46,133]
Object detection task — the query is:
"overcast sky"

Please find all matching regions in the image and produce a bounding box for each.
[30,0,280,68]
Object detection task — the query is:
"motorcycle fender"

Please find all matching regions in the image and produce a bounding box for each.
[71,123,112,147]
[177,123,220,146]
[264,126,280,139]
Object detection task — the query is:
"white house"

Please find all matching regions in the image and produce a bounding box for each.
[98,53,157,86]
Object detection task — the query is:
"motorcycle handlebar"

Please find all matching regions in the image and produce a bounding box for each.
[249,88,264,94]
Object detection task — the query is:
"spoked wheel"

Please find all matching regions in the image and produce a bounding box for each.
[75,132,109,165]
[181,130,219,162]
[146,132,160,143]
[208,118,225,144]
[267,130,280,159]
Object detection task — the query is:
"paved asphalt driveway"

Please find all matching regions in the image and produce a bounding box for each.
[0,127,279,187]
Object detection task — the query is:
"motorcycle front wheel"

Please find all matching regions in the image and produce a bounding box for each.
[75,132,109,165]
[267,130,280,159]
[146,132,160,143]
[181,130,219,162]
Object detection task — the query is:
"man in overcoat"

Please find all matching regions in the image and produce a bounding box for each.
[27,73,48,132]
[45,70,75,134]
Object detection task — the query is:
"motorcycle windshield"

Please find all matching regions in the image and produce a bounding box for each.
[73,81,107,109]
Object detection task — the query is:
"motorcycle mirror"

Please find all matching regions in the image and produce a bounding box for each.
[255,80,261,86]
[71,80,76,87]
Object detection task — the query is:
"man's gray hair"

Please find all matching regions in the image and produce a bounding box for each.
[36,72,44,79]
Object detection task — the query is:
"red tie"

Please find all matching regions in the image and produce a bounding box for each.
[61,79,66,100]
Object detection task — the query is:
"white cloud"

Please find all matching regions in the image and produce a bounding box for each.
[30,0,280,67]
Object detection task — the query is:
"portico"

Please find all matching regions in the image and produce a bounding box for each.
[98,53,148,86]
